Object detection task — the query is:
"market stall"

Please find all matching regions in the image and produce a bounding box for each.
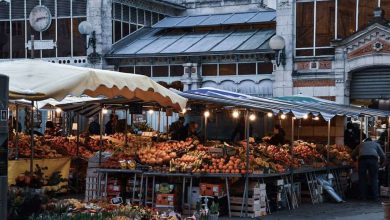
[1,59,188,219]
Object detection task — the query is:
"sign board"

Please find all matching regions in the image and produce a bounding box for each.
[129,104,143,114]
[111,197,123,205]
[26,40,56,50]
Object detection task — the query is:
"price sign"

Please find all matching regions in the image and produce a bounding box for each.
[111,197,123,205]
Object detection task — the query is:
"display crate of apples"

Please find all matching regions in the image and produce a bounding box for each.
[7,134,125,160]
[99,138,353,174]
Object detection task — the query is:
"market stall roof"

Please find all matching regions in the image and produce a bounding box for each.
[152,10,276,28]
[108,28,275,57]
[0,59,187,111]
[277,95,390,118]
[178,88,390,120]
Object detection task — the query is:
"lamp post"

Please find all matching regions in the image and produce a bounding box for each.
[269,35,286,67]
[78,21,101,64]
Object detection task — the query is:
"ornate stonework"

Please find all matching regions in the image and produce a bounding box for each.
[342,24,390,59]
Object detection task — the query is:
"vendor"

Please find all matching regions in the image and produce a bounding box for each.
[352,137,385,201]
[88,117,100,135]
[45,121,57,136]
[170,117,185,140]
[105,113,118,135]
[231,116,253,142]
[174,121,199,141]
[267,124,286,146]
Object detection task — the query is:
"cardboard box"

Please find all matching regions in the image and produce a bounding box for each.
[200,183,224,197]
[156,194,175,206]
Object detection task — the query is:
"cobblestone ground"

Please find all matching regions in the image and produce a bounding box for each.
[220,200,384,220]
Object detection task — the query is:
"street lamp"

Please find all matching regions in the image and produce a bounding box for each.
[269,35,286,67]
[78,21,101,64]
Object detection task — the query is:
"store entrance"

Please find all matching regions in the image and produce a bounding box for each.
[349,66,390,143]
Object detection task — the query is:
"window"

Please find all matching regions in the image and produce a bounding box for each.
[114,21,121,42]
[135,66,151,77]
[137,9,145,25]
[0,21,10,59]
[383,0,390,21]
[358,0,376,30]
[122,22,129,37]
[130,7,137,23]
[72,18,87,57]
[202,64,217,76]
[219,64,236,76]
[119,66,134,73]
[42,19,56,57]
[170,65,183,76]
[338,0,356,39]
[12,21,24,58]
[72,0,87,16]
[296,2,314,48]
[238,63,256,75]
[316,1,335,47]
[57,0,71,17]
[152,66,169,77]
[296,0,335,56]
[57,18,72,57]
[258,62,273,74]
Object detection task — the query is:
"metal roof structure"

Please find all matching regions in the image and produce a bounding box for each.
[177,88,390,121]
[109,28,275,57]
[152,10,276,28]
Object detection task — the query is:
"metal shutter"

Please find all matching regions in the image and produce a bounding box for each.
[351,67,390,99]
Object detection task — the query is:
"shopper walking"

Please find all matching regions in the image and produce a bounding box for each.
[352,137,386,201]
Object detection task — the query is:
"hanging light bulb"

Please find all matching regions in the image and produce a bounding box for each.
[267,112,273,118]
[182,109,187,114]
[55,107,62,113]
[148,109,154,114]
[303,114,308,119]
[102,108,108,114]
[232,110,240,118]
[314,116,320,120]
[204,110,210,118]
[292,117,296,120]
[280,114,286,120]
[249,113,256,121]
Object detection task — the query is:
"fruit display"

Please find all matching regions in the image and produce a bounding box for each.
[327,144,353,165]
[171,150,206,172]
[293,140,325,164]
[137,138,194,165]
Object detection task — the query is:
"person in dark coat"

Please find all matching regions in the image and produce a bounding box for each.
[88,117,100,135]
[352,137,385,201]
[268,124,286,146]
[175,121,200,141]
[231,116,253,142]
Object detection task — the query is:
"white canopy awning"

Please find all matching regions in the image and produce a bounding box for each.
[0,59,187,111]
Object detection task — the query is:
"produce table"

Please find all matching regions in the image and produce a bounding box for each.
[8,157,71,190]
[96,165,352,217]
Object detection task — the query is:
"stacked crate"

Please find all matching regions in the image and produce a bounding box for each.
[231,184,267,218]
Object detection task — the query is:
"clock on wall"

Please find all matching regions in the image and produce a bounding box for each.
[29,5,52,32]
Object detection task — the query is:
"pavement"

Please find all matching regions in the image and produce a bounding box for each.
[219,200,385,220]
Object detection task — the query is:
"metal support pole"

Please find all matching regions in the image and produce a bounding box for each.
[327,119,331,177]
[30,101,34,175]
[76,113,80,157]
[244,109,250,216]
[204,115,208,142]
[166,115,169,132]
[360,117,363,143]
[387,117,390,153]
[125,108,128,146]
[0,74,9,220]
[99,110,103,165]
[15,104,19,160]
[158,108,161,133]
[290,117,295,208]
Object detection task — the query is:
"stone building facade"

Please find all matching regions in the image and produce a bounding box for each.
[1,0,390,109]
